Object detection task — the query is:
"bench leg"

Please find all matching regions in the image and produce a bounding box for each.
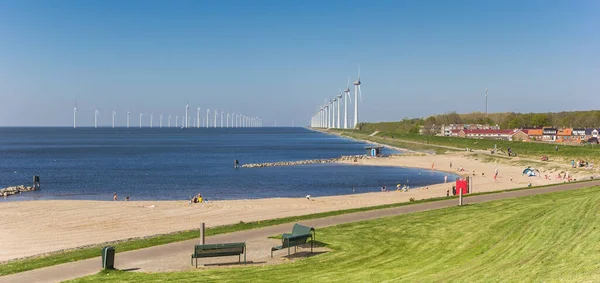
[244,252,246,264]
[288,246,290,257]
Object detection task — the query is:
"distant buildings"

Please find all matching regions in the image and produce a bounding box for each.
[419,124,599,144]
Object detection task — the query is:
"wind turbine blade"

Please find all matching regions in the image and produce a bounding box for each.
[359,86,363,103]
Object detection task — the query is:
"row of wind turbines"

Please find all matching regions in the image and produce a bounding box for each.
[73,103,262,129]
[310,72,362,129]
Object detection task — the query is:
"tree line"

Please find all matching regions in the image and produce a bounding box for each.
[358,110,600,133]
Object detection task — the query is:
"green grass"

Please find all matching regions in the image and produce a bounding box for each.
[0,191,490,276]
[69,186,600,282]
[334,129,600,163]
[3,179,596,277]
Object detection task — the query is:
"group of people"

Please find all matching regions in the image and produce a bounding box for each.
[191,193,203,203]
[113,193,130,201]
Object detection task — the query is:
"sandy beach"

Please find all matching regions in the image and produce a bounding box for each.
[0,151,592,263]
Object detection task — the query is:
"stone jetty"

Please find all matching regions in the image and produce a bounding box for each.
[241,155,368,168]
[1,185,37,197]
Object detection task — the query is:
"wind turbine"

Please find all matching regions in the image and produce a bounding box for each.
[176,116,178,128]
[221,110,224,128]
[485,88,488,117]
[139,113,143,128]
[94,109,99,128]
[160,113,163,128]
[112,110,116,128]
[197,107,200,129]
[353,68,362,128]
[214,109,217,128]
[332,97,337,128]
[227,113,230,128]
[168,116,171,127]
[73,102,78,129]
[150,113,154,128]
[185,102,189,128]
[127,112,130,128]
[206,109,210,128]
[344,78,351,129]
[337,93,342,128]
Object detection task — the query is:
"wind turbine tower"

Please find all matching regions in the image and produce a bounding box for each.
[485,88,488,117]
[150,114,154,128]
[176,116,178,127]
[221,111,224,128]
[214,109,217,128]
[344,79,351,129]
[206,109,210,128]
[185,102,189,128]
[337,93,342,128]
[94,109,99,128]
[160,113,163,128]
[197,107,200,129]
[112,110,116,128]
[168,116,171,127]
[353,70,362,128]
[73,103,78,129]
[127,112,130,128]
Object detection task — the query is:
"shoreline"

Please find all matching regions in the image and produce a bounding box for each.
[1,129,597,262]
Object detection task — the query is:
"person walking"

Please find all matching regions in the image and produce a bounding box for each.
[113,193,118,201]
[444,175,448,183]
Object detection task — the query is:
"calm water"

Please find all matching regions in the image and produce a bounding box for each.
[0,127,455,201]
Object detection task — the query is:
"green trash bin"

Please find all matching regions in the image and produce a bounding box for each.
[101,246,115,269]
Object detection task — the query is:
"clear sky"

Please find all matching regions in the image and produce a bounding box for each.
[1,0,598,126]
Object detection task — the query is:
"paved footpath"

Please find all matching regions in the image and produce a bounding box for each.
[2,180,599,283]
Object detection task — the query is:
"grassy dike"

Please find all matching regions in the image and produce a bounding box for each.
[2,179,589,277]
[70,186,600,282]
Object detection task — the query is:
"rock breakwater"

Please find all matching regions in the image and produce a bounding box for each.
[241,155,368,168]
[1,185,37,197]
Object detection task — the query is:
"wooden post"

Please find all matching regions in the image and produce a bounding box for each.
[459,187,463,206]
[200,222,205,245]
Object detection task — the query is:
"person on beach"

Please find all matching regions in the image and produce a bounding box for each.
[113,193,118,201]
[125,196,130,201]
[450,162,452,169]
[446,189,449,197]
[306,195,312,201]
[431,162,435,171]
[444,175,448,183]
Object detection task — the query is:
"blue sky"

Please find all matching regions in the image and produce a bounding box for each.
[0,0,598,126]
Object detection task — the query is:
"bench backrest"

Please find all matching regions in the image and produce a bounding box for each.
[281,234,310,248]
[194,242,245,256]
[291,224,315,236]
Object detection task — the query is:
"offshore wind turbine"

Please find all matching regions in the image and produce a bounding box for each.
[206,109,210,128]
[73,102,78,128]
[227,113,230,128]
[221,110,224,128]
[168,116,171,127]
[353,69,362,128]
[185,102,189,128]
[94,109,99,128]
[112,110,116,128]
[175,116,179,128]
[127,112,130,128]
[150,114,154,128]
[214,109,217,128]
[332,97,337,128]
[344,78,351,129]
[160,113,163,128]
[139,113,143,128]
[197,107,200,129]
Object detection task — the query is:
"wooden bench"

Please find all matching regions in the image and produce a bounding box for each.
[191,242,246,267]
[271,224,315,258]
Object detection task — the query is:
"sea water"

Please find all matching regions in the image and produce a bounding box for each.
[0,127,455,201]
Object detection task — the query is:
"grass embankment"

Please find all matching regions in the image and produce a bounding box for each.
[0,191,499,276]
[334,129,600,163]
[70,186,600,282]
[4,179,593,277]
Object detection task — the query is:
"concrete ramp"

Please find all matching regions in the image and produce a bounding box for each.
[369,131,380,136]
